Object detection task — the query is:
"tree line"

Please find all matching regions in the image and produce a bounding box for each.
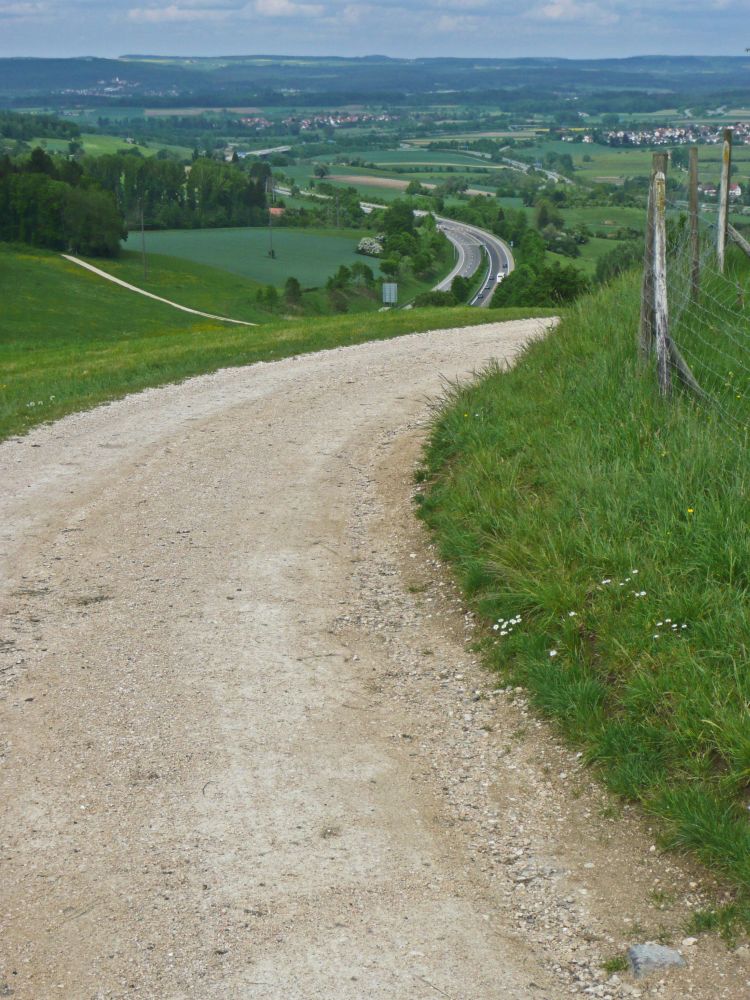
[0,146,270,257]
[84,151,268,230]
[0,147,125,256]
[0,110,80,141]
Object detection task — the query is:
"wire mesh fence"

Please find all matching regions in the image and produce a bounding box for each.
[640,134,750,434]
[665,212,750,431]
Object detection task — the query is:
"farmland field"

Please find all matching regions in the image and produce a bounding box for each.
[134,226,382,288]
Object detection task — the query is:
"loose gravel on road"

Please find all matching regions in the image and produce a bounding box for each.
[1,319,748,999]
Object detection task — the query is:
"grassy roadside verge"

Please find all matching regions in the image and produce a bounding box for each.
[0,244,556,442]
[417,271,750,917]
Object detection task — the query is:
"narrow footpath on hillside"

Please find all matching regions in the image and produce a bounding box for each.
[62,255,258,326]
[1,321,747,999]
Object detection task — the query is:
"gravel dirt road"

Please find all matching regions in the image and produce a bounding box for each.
[1,320,748,999]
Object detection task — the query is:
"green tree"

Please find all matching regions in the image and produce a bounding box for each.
[350,261,374,286]
[534,198,564,231]
[256,285,278,308]
[283,276,302,306]
[382,199,415,237]
[327,264,351,290]
[379,256,400,277]
[519,229,546,271]
[451,274,471,302]
[64,186,126,256]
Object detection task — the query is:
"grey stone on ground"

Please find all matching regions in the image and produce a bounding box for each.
[628,943,686,979]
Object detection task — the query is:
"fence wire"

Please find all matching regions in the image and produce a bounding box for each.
[662,194,750,432]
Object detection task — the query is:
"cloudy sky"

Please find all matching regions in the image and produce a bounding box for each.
[0,0,747,59]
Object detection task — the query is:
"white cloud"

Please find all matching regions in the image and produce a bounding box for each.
[0,1,49,18]
[434,0,489,8]
[435,12,480,32]
[529,0,620,25]
[127,3,228,21]
[253,0,323,16]
[340,2,367,23]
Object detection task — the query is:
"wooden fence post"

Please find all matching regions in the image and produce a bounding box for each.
[717,128,732,274]
[728,222,750,260]
[689,145,700,300]
[639,152,668,361]
[653,167,671,396]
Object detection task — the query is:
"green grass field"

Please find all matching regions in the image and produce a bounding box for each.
[135,226,382,288]
[0,243,553,441]
[85,250,273,323]
[418,269,750,920]
[27,132,193,159]
[561,205,644,231]
[570,237,626,277]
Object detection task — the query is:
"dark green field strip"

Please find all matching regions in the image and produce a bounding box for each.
[133,226,380,288]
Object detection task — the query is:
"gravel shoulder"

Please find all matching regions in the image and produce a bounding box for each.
[1,319,748,999]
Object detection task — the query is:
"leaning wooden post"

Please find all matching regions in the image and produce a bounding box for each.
[728,221,750,260]
[653,167,671,397]
[689,145,700,300]
[639,152,668,361]
[717,128,732,274]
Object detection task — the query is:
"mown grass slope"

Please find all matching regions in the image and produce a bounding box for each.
[0,244,554,441]
[418,271,750,909]
[87,249,273,322]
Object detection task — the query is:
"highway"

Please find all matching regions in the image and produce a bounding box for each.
[435,216,515,307]
[273,185,514,308]
[432,222,484,292]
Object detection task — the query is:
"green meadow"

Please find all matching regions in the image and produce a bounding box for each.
[84,250,272,323]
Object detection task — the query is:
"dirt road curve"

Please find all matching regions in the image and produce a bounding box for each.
[1,321,748,1000]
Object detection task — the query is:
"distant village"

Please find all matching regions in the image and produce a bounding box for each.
[237,111,398,132]
[601,122,750,147]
